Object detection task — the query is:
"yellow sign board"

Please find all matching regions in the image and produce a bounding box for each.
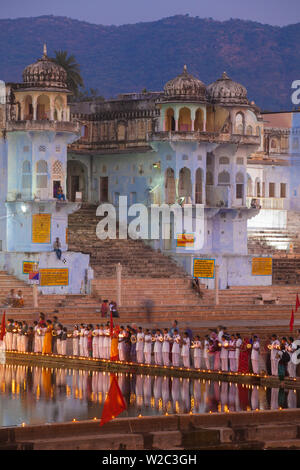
[32,214,51,244]
[193,259,215,279]
[39,268,69,286]
[252,257,272,276]
[23,261,39,274]
[177,233,194,247]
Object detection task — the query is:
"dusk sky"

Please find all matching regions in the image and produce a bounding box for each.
[0,0,299,26]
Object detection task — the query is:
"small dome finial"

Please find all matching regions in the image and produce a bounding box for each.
[183,64,187,73]
[43,43,47,57]
[222,71,229,80]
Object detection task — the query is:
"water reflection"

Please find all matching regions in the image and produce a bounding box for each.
[0,363,299,427]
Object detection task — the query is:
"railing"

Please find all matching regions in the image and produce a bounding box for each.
[246,196,286,210]
[6,120,81,134]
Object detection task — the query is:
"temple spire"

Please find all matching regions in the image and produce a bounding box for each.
[43,43,47,58]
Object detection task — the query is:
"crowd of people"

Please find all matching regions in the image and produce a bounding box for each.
[1,316,299,379]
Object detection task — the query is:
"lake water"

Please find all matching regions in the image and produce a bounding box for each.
[0,362,299,427]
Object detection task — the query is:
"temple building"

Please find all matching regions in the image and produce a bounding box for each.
[2,49,298,290]
[69,66,272,288]
[0,46,92,294]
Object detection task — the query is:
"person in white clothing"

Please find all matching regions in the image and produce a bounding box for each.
[251,336,260,374]
[79,324,85,357]
[193,336,202,369]
[228,334,236,372]
[61,328,68,355]
[270,334,280,376]
[287,337,297,378]
[83,326,89,357]
[118,327,126,361]
[5,319,14,351]
[33,321,39,353]
[154,329,163,365]
[181,332,190,368]
[98,325,104,359]
[172,330,181,367]
[136,327,145,363]
[56,324,63,355]
[203,335,210,369]
[144,329,152,364]
[12,321,18,351]
[72,325,80,356]
[235,333,242,369]
[162,328,172,366]
[220,335,229,372]
[92,325,99,358]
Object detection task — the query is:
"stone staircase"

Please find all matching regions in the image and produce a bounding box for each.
[248,210,300,255]
[67,204,188,278]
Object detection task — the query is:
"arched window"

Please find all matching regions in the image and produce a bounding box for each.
[54,96,64,121]
[247,175,253,197]
[194,108,204,131]
[22,160,31,190]
[246,125,253,135]
[195,168,203,203]
[235,112,244,134]
[271,138,278,149]
[178,167,192,201]
[218,171,230,185]
[165,108,175,131]
[206,171,213,185]
[165,168,176,204]
[236,172,244,183]
[219,156,229,165]
[36,160,48,189]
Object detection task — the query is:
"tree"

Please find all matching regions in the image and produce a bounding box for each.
[53,50,84,97]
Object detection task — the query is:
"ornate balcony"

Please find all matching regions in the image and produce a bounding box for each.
[148,130,260,146]
[6,120,81,135]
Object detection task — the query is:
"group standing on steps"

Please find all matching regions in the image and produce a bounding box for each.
[1,317,299,379]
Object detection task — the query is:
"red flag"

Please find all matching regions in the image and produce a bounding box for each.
[100,374,126,426]
[296,294,300,312]
[290,309,295,332]
[0,311,6,341]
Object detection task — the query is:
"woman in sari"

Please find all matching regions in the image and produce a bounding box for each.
[238,337,251,373]
[42,320,53,354]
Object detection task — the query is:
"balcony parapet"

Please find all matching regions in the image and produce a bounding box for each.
[6,120,81,135]
[148,130,260,145]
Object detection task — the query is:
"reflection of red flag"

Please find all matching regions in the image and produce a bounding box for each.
[100,374,126,426]
[0,311,6,341]
[290,309,295,332]
[296,294,300,312]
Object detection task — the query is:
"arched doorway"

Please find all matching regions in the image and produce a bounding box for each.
[67,160,88,201]
[178,108,192,131]
[37,94,50,120]
[165,108,175,131]
[165,168,176,204]
[194,108,204,131]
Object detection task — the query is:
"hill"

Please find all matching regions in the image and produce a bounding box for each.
[0,14,299,110]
